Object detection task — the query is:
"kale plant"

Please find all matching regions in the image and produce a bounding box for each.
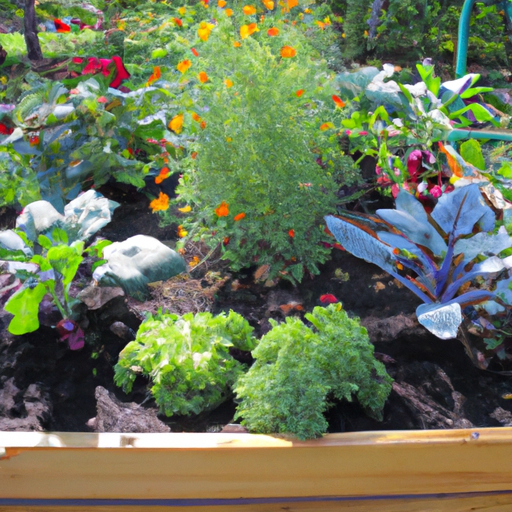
[114,310,257,417]
[234,304,392,440]
[325,184,512,369]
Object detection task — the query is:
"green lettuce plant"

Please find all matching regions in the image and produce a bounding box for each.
[114,310,257,416]
[234,303,392,440]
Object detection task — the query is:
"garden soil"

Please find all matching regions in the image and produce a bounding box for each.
[1,185,512,435]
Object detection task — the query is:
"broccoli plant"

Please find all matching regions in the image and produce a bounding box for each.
[114,310,257,417]
[234,304,392,440]
[325,184,512,370]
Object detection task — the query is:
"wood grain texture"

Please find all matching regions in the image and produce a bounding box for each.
[1,429,512,511]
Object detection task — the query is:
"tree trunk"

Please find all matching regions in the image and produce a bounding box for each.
[24,0,43,61]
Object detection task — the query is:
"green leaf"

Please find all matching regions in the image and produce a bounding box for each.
[460,139,485,170]
[37,235,52,250]
[498,161,512,179]
[151,48,168,59]
[5,282,46,335]
[47,242,84,285]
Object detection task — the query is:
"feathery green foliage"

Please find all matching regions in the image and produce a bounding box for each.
[234,304,392,439]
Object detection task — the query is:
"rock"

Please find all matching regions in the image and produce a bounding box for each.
[109,321,136,341]
[93,235,187,300]
[0,382,52,431]
[88,386,171,433]
[361,313,423,343]
[78,285,125,310]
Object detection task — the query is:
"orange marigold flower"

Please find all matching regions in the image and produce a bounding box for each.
[215,201,229,217]
[146,66,161,86]
[169,113,184,134]
[262,0,274,9]
[240,22,258,38]
[177,59,192,73]
[287,0,298,8]
[200,120,206,129]
[191,47,199,57]
[150,192,170,212]
[173,17,183,26]
[315,20,325,29]
[233,40,241,47]
[224,78,233,87]
[155,166,171,184]
[189,255,200,267]
[191,151,198,159]
[243,4,256,14]
[319,122,334,131]
[280,45,296,58]
[29,135,40,146]
[225,8,233,15]
[192,112,202,122]
[198,71,209,83]
[332,95,346,108]
[288,229,295,238]
[223,236,230,246]
[296,89,304,97]
[267,27,279,36]
[218,0,226,6]
[234,212,246,221]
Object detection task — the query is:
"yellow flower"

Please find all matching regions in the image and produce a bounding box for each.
[341,33,346,38]
[169,113,184,134]
[198,71,209,83]
[177,59,192,73]
[224,78,233,87]
[0,76,7,85]
[262,0,274,9]
[225,8,233,15]
[198,21,214,41]
[243,4,256,14]
[304,8,311,13]
[178,205,192,213]
[240,22,258,38]
[178,6,187,15]
[177,224,188,238]
[150,192,170,212]
[215,201,229,217]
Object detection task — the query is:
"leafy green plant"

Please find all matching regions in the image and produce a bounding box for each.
[234,303,392,440]
[4,232,85,346]
[325,184,512,370]
[174,15,359,283]
[1,191,117,347]
[114,310,257,416]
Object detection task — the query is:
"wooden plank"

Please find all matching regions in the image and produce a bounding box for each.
[1,428,512,511]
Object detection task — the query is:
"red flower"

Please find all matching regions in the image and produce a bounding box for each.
[288,229,295,238]
[319,294,338,305]
[77,56,130,89]
[54,19,71,32]
[0,123,13,135]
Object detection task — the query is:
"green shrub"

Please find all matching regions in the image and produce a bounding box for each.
[175,15,359,283]
[114,310,257,416]
[234,303,392,439]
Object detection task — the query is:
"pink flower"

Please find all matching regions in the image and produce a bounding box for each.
[359,130,368,136]
[97,96,108,103]
[430,185,443,198]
